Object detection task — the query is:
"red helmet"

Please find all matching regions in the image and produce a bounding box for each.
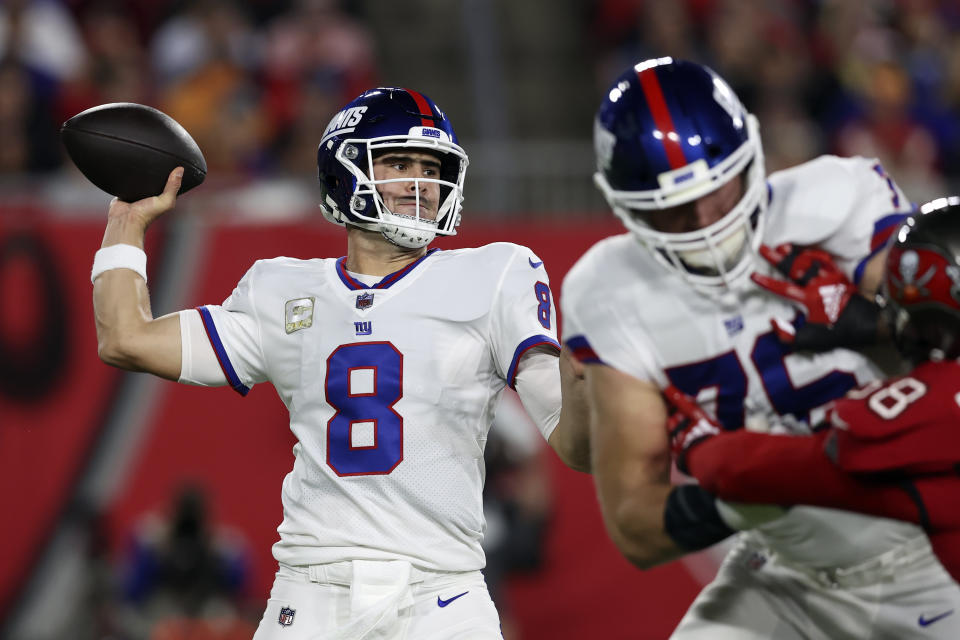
[883,197,960,361]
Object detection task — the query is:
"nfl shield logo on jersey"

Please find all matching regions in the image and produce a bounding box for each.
[278,606,296,626]
[356,292,375,310]
[723,315,744,336]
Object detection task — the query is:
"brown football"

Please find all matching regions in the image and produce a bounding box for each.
[61,102,206,202]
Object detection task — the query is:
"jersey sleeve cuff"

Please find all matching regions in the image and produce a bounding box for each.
[507,335,560,389]
[197,306,251,396]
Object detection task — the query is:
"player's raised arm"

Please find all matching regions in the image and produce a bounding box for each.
[93,167,184,380]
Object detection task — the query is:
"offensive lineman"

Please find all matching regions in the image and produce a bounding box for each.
[562,58,960,638]
[669,197,960,583]
[91,88,589,639]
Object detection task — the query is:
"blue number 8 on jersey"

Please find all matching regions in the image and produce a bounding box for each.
[326,342,404,476]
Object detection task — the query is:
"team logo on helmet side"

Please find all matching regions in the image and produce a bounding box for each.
[322,106,368,144]
[711,75,747,125]
[948,266,960,303]
[884,197,960,361]
[892,250,936,301]
[594,120,616,171]
[887,247,960,309]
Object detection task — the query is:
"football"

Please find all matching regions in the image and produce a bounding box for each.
[60,102,207,202]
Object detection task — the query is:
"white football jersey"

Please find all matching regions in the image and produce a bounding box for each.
[563,156,922,568]
[198,243,559,571]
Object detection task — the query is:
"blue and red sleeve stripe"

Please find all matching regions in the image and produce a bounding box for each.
[853,212,911,285]
[564,335,604,365]
[507,335,561,389]
[197,306,250,396]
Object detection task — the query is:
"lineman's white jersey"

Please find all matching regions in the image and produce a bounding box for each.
[198,243,559,572]
[562,156,922,568]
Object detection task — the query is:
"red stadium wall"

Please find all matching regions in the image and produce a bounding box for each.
[1,214,705,639]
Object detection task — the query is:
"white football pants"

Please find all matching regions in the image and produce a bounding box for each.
[672,533,960,639]
[252,560,503,640]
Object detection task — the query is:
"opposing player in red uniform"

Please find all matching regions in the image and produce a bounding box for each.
[670,196,960,583]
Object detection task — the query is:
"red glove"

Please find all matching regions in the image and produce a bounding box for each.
[664,385,721,474]
[750,244,881,351]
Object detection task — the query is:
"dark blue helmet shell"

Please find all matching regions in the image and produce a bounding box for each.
[595,58,751,193]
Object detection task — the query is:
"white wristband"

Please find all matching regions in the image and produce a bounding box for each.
[91,244,148,284]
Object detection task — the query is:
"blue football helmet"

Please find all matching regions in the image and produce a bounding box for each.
[317,87,468,249]
[593,58,767,290]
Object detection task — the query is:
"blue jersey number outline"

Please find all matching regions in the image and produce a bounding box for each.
[534,281,551,330]
[325,341,404,476]
[666,328,858,430]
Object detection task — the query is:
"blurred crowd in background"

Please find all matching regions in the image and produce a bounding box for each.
[590,0,960,203]
[4,1,960,638]
[0,0,376,186]
[2,0,960,213]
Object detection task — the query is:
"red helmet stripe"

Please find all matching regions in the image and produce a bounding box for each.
[636,68,687,169]
[404,89,435,127]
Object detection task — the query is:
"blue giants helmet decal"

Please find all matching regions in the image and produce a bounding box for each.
[321,105,369,143]
[278,606,296,626]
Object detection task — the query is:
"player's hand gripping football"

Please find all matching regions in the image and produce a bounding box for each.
[750,244,882,352]
[106,167,184,237]
[663,385,721,475]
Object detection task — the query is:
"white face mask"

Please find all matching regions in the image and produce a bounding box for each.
[319,133,468,248]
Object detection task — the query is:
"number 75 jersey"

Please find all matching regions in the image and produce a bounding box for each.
[562,156,911,432]
[561,155,923,567]
[197,243,558,572]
